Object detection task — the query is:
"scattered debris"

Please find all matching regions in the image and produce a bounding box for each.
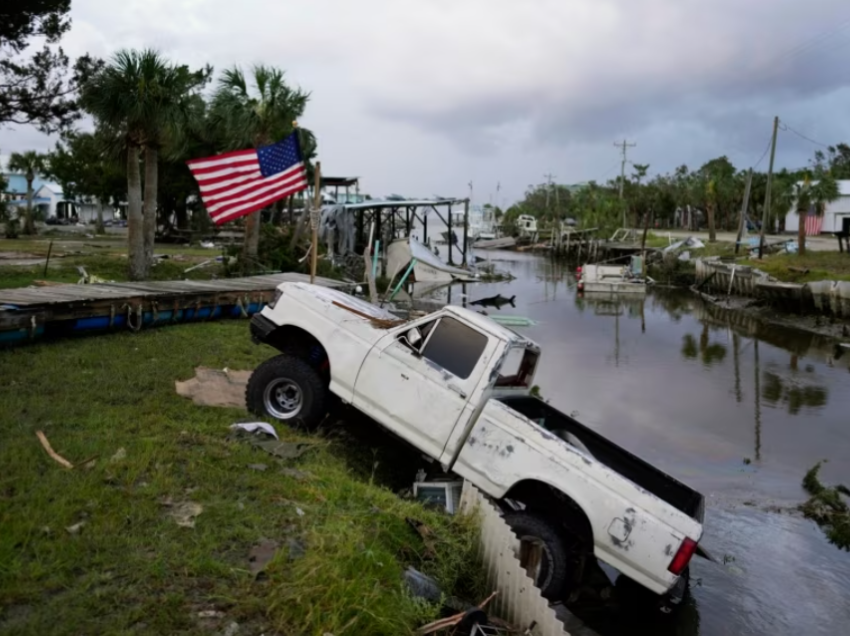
[280,467,314,481]
[470,294,516,310]
[220,621,240,636]
[247,463,268,472]
[76,265,112,284]
[65,521,86,535]
[286,537,306,560]
[406,518,438,558]
[198,610,225,619]
[35,430,74,469]
[230,421,279,440]
[247,438,320,461]
[800,461,850,551]
[164,501,204,528]
[248,538,279,577]
[175,367,252,409]
[403,567,442,603]
[110,447,127,463]
[184,259,214,274]
[416,591,498,635]
[295,507,305,517]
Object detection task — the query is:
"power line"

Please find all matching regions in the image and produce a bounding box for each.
[752,134,774,169]
[779,121,832,149]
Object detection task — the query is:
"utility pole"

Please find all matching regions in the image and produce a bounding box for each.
[735,168,753,255]
[758,117,779,259]
[615,139,636,228]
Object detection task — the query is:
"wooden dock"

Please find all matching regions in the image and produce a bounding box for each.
[0,272,347,346]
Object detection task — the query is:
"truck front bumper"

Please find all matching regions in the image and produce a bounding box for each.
[250,313,277,344]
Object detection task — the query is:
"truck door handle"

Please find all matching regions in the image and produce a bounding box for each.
[401,373,409,380]
[448,384,467,399]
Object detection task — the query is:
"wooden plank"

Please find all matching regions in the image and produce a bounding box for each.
[0,273,347,308]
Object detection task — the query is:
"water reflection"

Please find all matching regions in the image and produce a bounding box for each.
[762,371,829,415]
[421,251,850,636]
[681,325,728,367]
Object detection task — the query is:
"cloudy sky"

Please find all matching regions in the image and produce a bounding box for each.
[4,0,850,204]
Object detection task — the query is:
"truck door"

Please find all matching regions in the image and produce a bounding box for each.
[353,315,490,458]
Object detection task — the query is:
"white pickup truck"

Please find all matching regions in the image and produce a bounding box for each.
[247,282,706,608]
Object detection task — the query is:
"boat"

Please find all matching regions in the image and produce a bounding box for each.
[474,236,516,250]
[577,256,650,294]
[386,236,477,284]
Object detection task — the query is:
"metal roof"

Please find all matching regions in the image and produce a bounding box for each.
[334,198,465,212]
[321,176,359,188]
[2,173,47,195]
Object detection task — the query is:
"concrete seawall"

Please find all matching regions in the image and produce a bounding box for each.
[694,259,850,319]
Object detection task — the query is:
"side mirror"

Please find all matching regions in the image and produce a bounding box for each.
[406,327,423,347]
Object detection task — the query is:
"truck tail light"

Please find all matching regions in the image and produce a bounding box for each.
[668,537,697,575]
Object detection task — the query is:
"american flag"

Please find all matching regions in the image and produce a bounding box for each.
[187,132,308,225]
[804,204,824,236]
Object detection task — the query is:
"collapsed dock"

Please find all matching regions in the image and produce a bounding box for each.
[0,272,346,347]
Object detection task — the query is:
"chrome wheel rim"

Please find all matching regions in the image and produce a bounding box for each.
[263,378,303,420]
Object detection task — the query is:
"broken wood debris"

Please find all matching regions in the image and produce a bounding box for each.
[35,430,74,469]
[331,300,407,329]
[415,591,498,635]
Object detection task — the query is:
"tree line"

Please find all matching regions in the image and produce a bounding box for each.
[506,145,849,255]
[2,3,317,280]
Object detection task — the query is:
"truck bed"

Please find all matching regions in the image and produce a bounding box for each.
[497,396,705,522]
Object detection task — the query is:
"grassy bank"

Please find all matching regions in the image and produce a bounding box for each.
[0,323,482,635]
[743,252,850,284]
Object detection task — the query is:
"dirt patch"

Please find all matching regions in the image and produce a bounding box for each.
[175,367,250,409]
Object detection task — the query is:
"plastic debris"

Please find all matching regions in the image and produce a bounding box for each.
[230,421,279,440]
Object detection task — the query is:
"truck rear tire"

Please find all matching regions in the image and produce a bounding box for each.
[246,354,328,429]
[503,511,571,601]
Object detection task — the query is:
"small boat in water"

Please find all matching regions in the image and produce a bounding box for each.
[387,236,477,284]
[577,256,650,294]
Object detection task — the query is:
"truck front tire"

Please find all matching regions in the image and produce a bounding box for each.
[503,511,572,601]
[246,355,328,429]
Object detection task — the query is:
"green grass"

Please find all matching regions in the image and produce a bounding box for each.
[742,251,850,283]
[0,254,226,289]
[0,323,483,635]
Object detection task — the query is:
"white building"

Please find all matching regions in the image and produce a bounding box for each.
[783,179,850,235]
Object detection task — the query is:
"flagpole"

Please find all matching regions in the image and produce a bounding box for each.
[310,161,322,284]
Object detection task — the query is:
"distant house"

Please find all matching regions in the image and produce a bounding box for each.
[1,172,119,223]
[784,179,850,235]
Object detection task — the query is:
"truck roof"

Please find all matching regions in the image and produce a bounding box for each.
[434,305,540,350]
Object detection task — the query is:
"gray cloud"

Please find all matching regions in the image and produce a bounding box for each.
[3,0,850,201]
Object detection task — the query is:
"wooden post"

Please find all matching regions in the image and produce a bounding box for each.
[462,198,470,266]
[735,169,753,255]
[758,117,779,259]
[310,161,322,284]
[447,204,454,265]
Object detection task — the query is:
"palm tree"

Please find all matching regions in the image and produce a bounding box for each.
[7,151,48,235]
[80,49,209,280]
[794,171,840,256]
[210,65,310,258]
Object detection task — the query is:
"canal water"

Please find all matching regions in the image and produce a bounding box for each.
[427,250,850,636]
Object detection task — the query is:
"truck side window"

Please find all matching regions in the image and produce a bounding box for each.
[420,317,487,379]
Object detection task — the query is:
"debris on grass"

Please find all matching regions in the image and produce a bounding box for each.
[248,538,280,577]
[35,430,74,469]
[109,447,126,463]
[231,421,279,439]
[175,366,252,409]
[163,501,204,528]
[800,461,850,551]
[65,521,86,535]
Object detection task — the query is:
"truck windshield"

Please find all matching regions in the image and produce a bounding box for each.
[494,346,538,388]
